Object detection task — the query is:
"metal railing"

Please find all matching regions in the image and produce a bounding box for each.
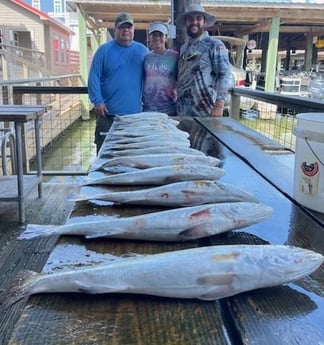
[1,83,324,177]
[230,87,324,151]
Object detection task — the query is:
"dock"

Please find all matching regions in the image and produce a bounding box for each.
[0,117,323,345]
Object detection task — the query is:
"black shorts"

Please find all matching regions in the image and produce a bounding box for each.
[94,115,115,152]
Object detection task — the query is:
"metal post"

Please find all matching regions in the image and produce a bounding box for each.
[265,16,280,92]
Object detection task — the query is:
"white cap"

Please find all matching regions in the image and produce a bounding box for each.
[149,22,168,35]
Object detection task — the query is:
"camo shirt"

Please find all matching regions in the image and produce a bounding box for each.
[177,32,231,117]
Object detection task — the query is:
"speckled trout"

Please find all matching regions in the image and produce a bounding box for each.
[71,180,258,206]
[19,202,272,241]
[82,165,225,186]
[4,245,323,308]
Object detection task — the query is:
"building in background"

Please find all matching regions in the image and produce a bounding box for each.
[23,0,80,51]
[0,0,79,79]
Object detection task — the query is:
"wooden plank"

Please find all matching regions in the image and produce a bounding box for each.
[0,175,40,199]
[0,182,77,345]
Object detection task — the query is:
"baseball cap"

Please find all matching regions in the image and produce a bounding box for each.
[148,22,168,35]
[115,13,134,27]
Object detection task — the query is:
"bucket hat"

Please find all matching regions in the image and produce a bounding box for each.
[176,4,216,27]
[149,22,168,35]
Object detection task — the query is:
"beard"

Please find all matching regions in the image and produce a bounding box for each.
[186,25,204,38]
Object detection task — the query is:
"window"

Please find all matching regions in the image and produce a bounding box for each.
[32,0,40,9]
[60,38,65,63]
[54,0,62,14]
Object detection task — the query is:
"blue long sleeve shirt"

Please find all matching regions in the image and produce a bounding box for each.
[88,40,148,115]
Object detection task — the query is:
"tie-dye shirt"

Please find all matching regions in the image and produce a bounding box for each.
[143,49,179,116]
[177,32,231,117]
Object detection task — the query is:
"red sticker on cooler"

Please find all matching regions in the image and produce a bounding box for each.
[301,161,319,177]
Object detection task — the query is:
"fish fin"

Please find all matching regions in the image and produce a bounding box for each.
[197,273,235,286]
[18,224,59,240]
[197,273,237,300]
[179,225,210,240]
[67,193,90,202]
[76,281,131,294]
[120,252,148,259]
[198,287,237,300]
[85,229,127,239]
[76,281,107,293]
[3,270,41,310]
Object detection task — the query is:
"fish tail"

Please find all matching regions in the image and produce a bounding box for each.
[18,224,59,240]
[3,270,40,310]
[67,193,91,202]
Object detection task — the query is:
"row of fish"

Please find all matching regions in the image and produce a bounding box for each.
[7,112,323,308]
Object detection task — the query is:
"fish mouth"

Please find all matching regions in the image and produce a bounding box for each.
[280,250,323,281]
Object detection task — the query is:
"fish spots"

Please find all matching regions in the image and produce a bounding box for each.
[193,180,210,187]
[160,192,170,199]
[211,252,240,262]
[189,208,210,221]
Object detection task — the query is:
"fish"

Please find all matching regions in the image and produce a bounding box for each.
[4,245,323,308]
[91,154,221,172]
[114,111,170,121]
[115,116,180,128]
[19,202,273,241]
[101,137,191,151]
[70,180,259,206]
[99,146,206,158]
[82,164,226,186]
[107,129,190,143]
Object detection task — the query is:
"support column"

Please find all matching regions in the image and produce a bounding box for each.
[265,16,280,92]
[78,9,90,120]
[304,34,314,72]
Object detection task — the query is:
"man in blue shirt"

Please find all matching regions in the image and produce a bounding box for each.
[88,13,148,153]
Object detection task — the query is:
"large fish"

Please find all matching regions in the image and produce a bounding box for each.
[19,202,273,241]
[82,165,226,186]
[114,117,180,128]
[114,111,170,121]
[91,154,221,171]
[4,245,323,308]
[71,180,259,206]
[100,146,206,158]
[108,129,190,143]
[103,133,191,146]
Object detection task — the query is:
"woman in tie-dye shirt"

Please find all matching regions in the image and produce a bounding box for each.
[143,22,179,116]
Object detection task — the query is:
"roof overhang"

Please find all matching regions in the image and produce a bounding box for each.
[71,0,324,37]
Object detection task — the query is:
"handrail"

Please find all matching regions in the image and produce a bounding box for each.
[13,86,88,94]
[230,87,324,119]
[1,129,16,175]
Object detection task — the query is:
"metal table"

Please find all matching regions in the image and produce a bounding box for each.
[0,105,46,225]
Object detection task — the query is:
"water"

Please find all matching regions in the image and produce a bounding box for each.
[36,114,97,182]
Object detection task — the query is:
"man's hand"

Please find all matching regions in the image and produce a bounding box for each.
[211,105,223,117]
[95,104,108,117]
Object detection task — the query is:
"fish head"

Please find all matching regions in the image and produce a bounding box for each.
[247,245,324,289]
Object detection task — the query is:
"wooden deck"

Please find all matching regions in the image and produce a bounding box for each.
[0,181,78,345]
